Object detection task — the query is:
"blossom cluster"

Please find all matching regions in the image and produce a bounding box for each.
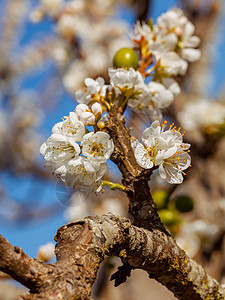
[178,100,225,132]
[40,103,114,192]
[129,8,201,113]
[40,8,197,191]
[131,121,191,184]
[176,220,219,258]
[74,9,200,119]
[75,67,178,117]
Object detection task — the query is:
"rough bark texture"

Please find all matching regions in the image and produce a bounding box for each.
[0,234,49,293]
[1,214,225,299]
[106,105,167,233]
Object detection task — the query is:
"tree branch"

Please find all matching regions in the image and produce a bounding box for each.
[106,104,167,233]
[0,234,49,293]
[1,214,225,299]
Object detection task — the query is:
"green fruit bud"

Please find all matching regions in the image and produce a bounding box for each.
[174,195,194,213]
[158,209,180,226]
[152,190,169,210]
[113,48,139,70]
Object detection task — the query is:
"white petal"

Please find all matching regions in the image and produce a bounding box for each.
[50,133,68,143]
[185,36,200,48]
[91,102,102,116]
[75,104,89,118]
[80,111,95,125]
[132,141,153,169]
[182,48,201,62]
[176,153,191,170]
[40,142,47,155]
[159,162,166,179]
[84,78,97,93]
[75,90,91,104]
[52,121,63,134]
[156,89,174,109]
[163,146,177,159]
[96,77,105,87]
[161,78,180,96]
[184,21,195,38]
[160,163,183,184]
[154,152,165,165]
[142,123,161,146]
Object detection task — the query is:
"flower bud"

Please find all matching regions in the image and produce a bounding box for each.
[98,121,105,130]
[37,242,55,262]
[175,27,183,37]
[80,111,96,126]
[75,104,90,119]
[91,102,102,121]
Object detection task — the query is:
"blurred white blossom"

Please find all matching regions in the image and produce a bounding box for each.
[178,100,225,131]
[37,242,55,262]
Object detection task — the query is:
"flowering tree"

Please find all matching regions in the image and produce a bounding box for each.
[0,1,225,299]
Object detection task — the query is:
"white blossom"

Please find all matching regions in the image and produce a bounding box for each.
[75,77,105,105]
[131,120,191,184]
[132,20,153,41]
[176,224,200,258]
[37,242,55,262]
[156,8,188,34]
[67,156,107,192]
[155,51,188,76]
[40,120,83,188]
[75,104,90,119]
[60,112,85,142]
[85,77,105,94]
[40,101,113,193]
[64,199,90,222]
[81,131,114,162]
[181,48,201,62]
[57,14,77,37]
[80,111,96,126]
[161,78,181,96]
[40,132,80,164]
[108,67,150,109]
[178,100,225,131]
[146,81,174,109]
[75,103,96,125]
[156,8,201,62]
[75,103,102,125]
[150,33,178,55]
[109,67,143,89]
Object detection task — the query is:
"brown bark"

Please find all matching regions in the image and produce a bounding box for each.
[106,104,167,233]
[1,214,225,299]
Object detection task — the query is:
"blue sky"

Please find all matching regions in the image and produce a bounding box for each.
[0,0,224,259]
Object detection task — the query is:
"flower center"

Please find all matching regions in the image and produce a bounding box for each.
[146,143,158,163]
[90,142,104,156]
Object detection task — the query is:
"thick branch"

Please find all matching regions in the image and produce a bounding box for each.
[0,234,49,292]
[133,0,151,22]
[106,104,167,233]
[1,214,224,299]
